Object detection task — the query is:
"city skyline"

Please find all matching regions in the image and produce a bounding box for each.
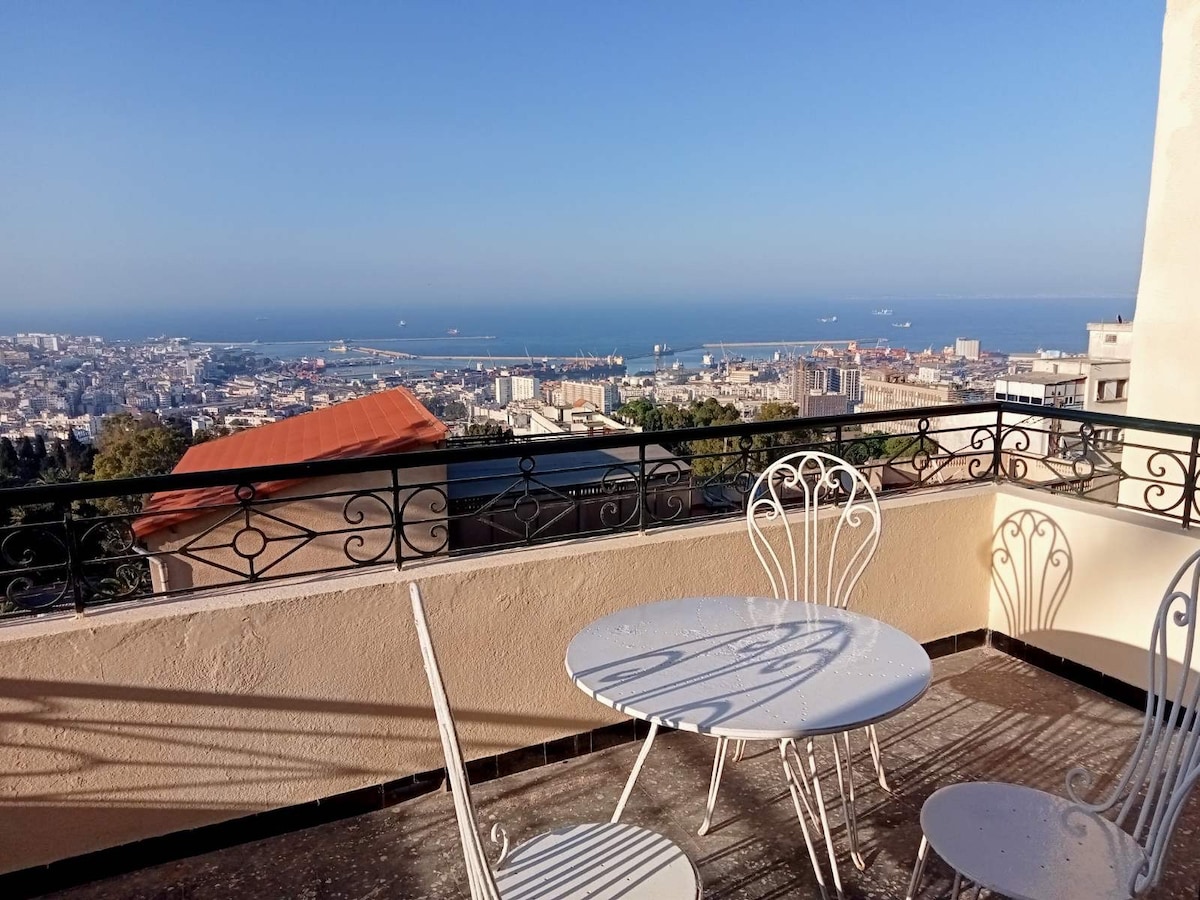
[2,2,1163,313]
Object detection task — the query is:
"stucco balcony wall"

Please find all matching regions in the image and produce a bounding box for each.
[0,486,993,875]
[989,485,1200,689]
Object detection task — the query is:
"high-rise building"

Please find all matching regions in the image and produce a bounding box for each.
[494,377,513,406]
[829,366,862,404]
[510,375,540,402]
[560,381,619,413]
[955,338,981,361]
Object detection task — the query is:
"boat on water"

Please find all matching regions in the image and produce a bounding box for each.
[446,328,460,336]
[330,340,349,352]
[398,320,407,327]
[818,316,838,323]
[653,343,675,356]
[873,308,894,316]
[892,322,912,329]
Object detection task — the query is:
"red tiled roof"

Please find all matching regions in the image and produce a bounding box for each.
[134,387,447,539]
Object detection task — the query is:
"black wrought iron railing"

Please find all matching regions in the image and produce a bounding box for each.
[2,400,1198,618]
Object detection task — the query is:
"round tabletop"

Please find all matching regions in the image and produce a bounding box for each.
[565,596,931,740]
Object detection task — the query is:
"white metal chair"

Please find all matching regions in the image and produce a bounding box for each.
[906,548,1200,899]
[699,452,885,870]
[408,582,703,900]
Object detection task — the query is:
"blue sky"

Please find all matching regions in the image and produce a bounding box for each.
[0,2,1165,313]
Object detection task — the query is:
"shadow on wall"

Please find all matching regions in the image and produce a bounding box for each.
[0,677,601,873]
[991,509,1072,637]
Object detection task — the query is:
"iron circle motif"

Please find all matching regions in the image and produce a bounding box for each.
[513,495,540,523]
[234,484,257,503]
[232,526,269,559]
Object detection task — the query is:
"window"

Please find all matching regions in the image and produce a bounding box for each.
[1096,379,1129,402]
[1105,334,1118,344]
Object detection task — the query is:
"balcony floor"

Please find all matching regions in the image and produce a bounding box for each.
[43,648,1200,899]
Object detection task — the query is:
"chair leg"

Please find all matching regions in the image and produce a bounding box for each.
[949,871,964,900]
[832,731,864,871]
[905,835,929,900]
[778,740,831,900]
[866,724,892,793]
[731,738,747,763]
[611,721,659,823]
[697,736,729,836]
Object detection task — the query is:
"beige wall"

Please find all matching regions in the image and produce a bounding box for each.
[989,486,1200,689]
[143,465,447,592]
[0,487,993,873]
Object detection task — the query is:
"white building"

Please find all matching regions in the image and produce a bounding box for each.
[560,381,619,413]
[494,376,513,406]
[830,366,862,404]
[190,415,216,436]
[510,375,539,402]
[954,337,981,361]
[1087,321,1134,360]
[994,373,1086,409]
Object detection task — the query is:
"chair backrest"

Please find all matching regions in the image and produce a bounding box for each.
[746,451,880,607]
[1065,549,1200,896]
[409,583,502,900]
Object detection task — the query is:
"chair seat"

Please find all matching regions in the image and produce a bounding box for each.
[495,822,701,899]
[921,782,1147,900]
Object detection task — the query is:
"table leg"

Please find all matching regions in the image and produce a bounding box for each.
[697,736,729,836]
[783,740,822,832]
[804,737,845,900]
[611,721,658,824]
[778,739,831,900]
[867,724,892,792]
[832,731,865,870]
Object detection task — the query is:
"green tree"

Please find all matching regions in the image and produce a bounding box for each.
[63,430,93,476]
[91,414,191,512]
[616,398,660,429]
[443,400,468,419]
[464,421,513,441]
[15,436,39,482]
[47,439,69,478]
[0,437,17,480]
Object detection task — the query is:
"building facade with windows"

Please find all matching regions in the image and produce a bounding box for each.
[560,380,619,413]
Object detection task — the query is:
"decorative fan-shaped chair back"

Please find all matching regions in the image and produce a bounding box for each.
[746,451,881,607]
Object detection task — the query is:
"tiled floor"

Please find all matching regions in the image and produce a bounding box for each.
[42,648,1200,899]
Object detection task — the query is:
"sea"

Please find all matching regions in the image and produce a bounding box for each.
[16,297,1136,377]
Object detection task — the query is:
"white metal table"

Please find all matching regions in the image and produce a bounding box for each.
[565,596,931,900]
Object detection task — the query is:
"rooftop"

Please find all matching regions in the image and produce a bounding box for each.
[135,386,446,537]
[995,372,1087,385]
[38,648,1200,900]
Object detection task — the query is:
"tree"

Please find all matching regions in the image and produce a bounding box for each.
[464,421,513,442]
[15,436,40,482]
[443,400,468,420]
[91,414,191,512]
[63,430,93,476]
[0,437,17,480]
[47,439,69,477]
[616,398,659,429]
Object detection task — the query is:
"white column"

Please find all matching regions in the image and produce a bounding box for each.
[1119,0,1200,515]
